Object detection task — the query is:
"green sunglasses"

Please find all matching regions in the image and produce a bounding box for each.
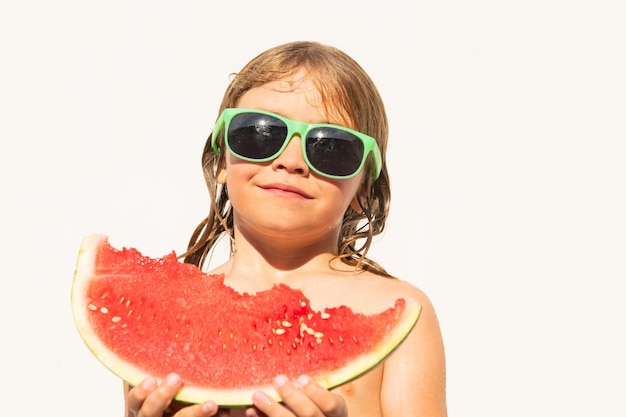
[211,108,382,179]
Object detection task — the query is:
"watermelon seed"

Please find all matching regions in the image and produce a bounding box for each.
[222,343,227,350]
[127,310,134,317]
[321,312,331,319]
[275,328,286,335]
[314,331,324,339]
[352,336,358,343]
[119,296,125,304]
[281,320,292,327]
[229,332,234,340]
[88,304,97,311]
[316,338,323,344]
[100,292,110,299]
[338,336,344,343]
[125,300,132,308]
[100,307,109,314]
[268,338,273,346]
[112,316,121,323]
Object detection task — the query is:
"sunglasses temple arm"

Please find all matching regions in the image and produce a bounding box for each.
[210,116,226,155]
[372,144,382,179]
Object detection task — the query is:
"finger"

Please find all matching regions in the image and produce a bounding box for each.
[271,374,322,417]
[251,388,287,417]
[169,401,224,417]
[138,374,184,417]
[244,404,264,417]
[126,377,158,417]
[294,375,347,417]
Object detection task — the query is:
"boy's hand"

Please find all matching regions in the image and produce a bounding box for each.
[126,373,224,417]
[247,375,347,417]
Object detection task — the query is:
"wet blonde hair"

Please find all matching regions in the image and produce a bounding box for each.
[183,41,392,276]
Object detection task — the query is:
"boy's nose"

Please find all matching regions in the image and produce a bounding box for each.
[271,134,309,176]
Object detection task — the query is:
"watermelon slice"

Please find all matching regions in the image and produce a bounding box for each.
[71,234,421,406]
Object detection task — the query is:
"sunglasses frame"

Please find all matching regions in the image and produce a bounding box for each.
[211,108,382,179]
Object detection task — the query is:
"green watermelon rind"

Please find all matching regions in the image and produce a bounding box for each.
[71,234,421,406]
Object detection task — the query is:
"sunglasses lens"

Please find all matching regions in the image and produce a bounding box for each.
[306,128,364,177]
[228,113,287,159]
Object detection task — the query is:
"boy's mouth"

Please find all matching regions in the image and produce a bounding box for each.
[260,183,313,199]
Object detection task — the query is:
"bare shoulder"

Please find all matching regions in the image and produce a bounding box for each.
[377,274,448,416]
[311,270,435,315]
[374,273,433,305]
[320,271,448,415]
[376,273,443,350]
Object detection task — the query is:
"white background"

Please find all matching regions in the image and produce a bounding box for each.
[1,1,624,416]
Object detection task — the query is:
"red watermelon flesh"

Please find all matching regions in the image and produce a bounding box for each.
[71,234,421,405]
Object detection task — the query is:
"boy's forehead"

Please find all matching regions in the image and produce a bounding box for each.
[243,69,352,127]
[265,69,316,94]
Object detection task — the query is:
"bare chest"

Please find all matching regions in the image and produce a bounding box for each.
[227,365,384,417]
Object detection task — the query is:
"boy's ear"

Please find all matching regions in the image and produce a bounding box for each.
[350,179,371,212]
[350,185,366,212]
[349,196,362,212]
[216,167,227,184]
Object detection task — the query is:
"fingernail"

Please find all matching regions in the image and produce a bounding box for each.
[141,377,157,390]
[165,373,181,387]
[201,401,217,414]
[252,390,271,407]
[297,375,311,386]
[273,374,288,387]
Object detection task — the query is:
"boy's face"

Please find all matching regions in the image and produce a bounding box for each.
[218,69,364,249]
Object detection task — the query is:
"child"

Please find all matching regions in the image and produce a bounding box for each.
[124,41,447,417]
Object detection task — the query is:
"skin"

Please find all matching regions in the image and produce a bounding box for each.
[125,69,447,417]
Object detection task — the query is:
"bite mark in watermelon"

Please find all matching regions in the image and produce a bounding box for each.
[71,234,421,405]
